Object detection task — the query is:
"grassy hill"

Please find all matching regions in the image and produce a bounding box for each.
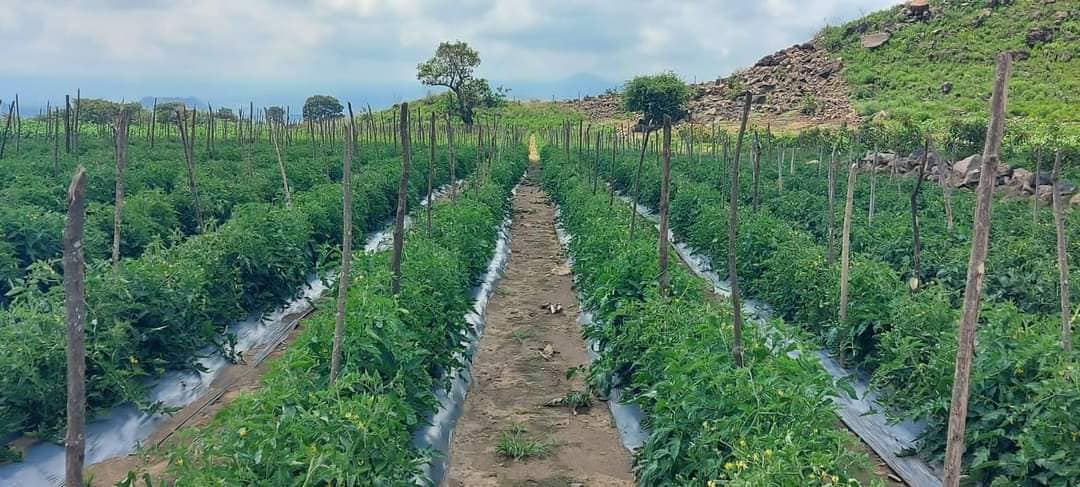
[821,0,1078,127]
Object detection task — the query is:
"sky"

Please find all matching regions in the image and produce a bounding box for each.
[0,0,898,112]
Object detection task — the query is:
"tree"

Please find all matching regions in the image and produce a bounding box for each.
[417,41,492,125]
[266,106,286,125]
[215,107,237,121]
[76,99,140,126]
[622,72,691,126]
[303,95,343,122]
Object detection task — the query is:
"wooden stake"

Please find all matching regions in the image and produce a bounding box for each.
[427,113,435,236]
[447,113,456,200]
[268,110,293,208]
[839,163,857,322]
[111,111,130,269]
[175,108,204,233]
[911,136,930,287]
[329,105,355,385]
[390,103,411,296]
[1051,149,1071,353]
[942,52,1011,487]
[827,145,837,265]
[658,117,672,299]
[729,92,753,368]
[751,131,761,211]
[628,128,652,239]
[63,166,89,487]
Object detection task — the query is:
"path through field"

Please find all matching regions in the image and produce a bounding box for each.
[446,139,633,486]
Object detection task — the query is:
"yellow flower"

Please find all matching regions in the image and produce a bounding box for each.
[129,356,139,365]
[707,481,718,487]
[724,462,735,471]
[738,439,747,448]
[736,460,748,470]
[238,427,247,438]
[175,457,184,466]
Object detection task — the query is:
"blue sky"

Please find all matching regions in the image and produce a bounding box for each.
[0,0,898,112]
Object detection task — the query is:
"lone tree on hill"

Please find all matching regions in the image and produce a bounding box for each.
[266,106,286,125]
[622,72,691,127]
[303,95,343,121]
[417,41,502,126]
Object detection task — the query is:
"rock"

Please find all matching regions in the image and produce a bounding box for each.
[1060,51,1074,62]
[953,154,980,183]
[1034,171,1054,186]
[818,61,843,78]
[861,32,891,48]
[941,82,953,94]
[986,0,1012,6]
[756,53,784,67]
[1025,27,1054,46]
[1072,193,1080,206]
[1012,167,1034,189]
[1053,10,1070,23]
[1011,49,1031,61]
[1037,184,1055,202]
[752,94,767,104]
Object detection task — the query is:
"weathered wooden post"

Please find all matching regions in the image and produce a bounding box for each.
[728,92,753,368]
[390,103,411,296]
[176,108,205,233]
[658,117,672,298]
[64,166,89,487]
[943,52,1011,487]
[910,136,930,288]
[839,163,857,322]
[1051,149,1071,353]
[628,127,652,239]
[329,105,356,385]
[111,111,130,269]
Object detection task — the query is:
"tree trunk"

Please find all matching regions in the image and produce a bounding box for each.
[111,112,130,269]
[942,52,1011,487]
[629,129,652,239]
[390,103,411,296]
[911,137,930,288]
[176,109,204,233]
[840,163,857,323]
[728,92,753,368]
[268,115,293,208]
[329,108,355,385]
[658,118,672,299]
[63,166,89,487]
[1051,149,1071,353]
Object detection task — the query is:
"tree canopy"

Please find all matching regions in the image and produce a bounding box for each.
[76,98,141,125]
[303,95,343,122]
[266,106,286,125]
[418,41,504,125]
[623,73,691,126]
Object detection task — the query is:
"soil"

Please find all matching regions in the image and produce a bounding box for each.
[446,140,634,487]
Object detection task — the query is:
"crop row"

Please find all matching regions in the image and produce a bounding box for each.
[164,147,526,484]
[541,146,882,485]
[597,142,1078,484]
[0,142,479,441]
[0,136,420,302]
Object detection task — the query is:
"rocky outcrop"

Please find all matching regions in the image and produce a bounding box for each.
[563,41,859,126]
[862,150,1078,205]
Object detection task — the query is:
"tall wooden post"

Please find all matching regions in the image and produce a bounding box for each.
[329,105,356,385]
[911,136,930,287]
[942,52,1011,487]
[728,92,753,368]
[839,163,857,322]
[447,114,456,200]
[63,166,89,487]
[427,113,435,235]
[176,108,204,233]
[111,112,130,269]
[1051,149,1071,353]
[658,118,672,298]
[268,110,293,208]
[751,131,761,211]
[827,145,837,265]
[390,103,411,296]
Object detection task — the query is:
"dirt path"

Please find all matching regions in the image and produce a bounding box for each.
[446,141,634,487]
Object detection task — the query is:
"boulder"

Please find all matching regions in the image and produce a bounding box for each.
[861,32,891,48]
[1072,193,1080,207]
[1025,27,1054,46]
[818,61,843,78]
[941,81,953,94]
[1012,167,1034,189]
[952,154,980,183]
[1011,49,1031,61]
[756,53,784,67]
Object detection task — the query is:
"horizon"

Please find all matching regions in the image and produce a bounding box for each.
[1,0,898,114]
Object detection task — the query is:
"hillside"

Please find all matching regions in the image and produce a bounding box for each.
[566,0,1078,131]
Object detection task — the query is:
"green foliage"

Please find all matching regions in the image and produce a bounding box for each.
[302,95,343,121]
[496,424,550,460]
[417,41,501,125]
[541,147,880,485]
[265,106,286,125]
[824,0,1079,126]
[622,72,691,124]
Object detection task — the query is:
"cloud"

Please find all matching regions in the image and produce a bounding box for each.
[0,0,898,105]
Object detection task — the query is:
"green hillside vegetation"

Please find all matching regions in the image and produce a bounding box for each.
[822,0,1078,128]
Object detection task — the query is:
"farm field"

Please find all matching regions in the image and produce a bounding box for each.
[1,0,1078,486]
